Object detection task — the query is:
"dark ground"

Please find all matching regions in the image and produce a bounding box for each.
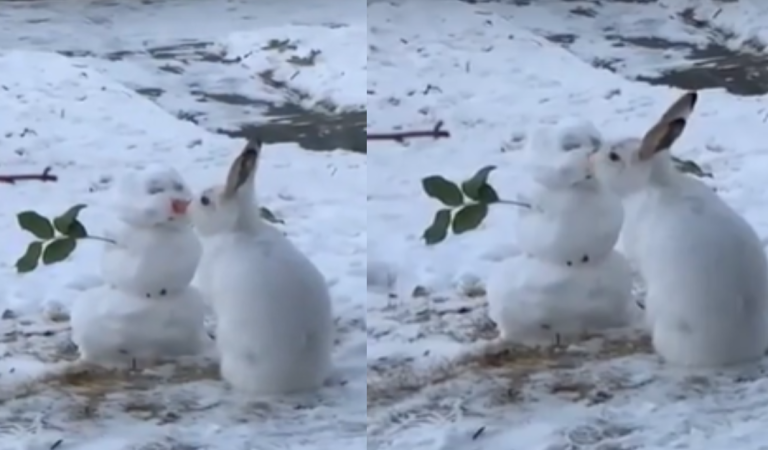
[463,0,768,96]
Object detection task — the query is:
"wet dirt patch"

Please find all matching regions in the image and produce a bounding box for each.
[630,8,768,96]
[636,44,768,96]
[58,40,366,153]
[546,2,768,96]
[472,0,768,96]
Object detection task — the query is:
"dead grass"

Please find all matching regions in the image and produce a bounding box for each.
[2,359,223,423]
[46,361,221,397]
[367,332,654,410]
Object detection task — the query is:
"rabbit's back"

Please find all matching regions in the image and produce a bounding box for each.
[630,184,768,364]
[205,228,334,392]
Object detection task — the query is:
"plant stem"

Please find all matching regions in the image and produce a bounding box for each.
[497,199,532,209]
[82,235,117,245]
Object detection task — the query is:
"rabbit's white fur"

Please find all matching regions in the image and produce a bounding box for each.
[72,165,208,364]
[591,91,768,367]
[101,165,202,295]
[518,120,624,265]
[487,251,633,345]
[188,141,333,395]
[71,285,208,365]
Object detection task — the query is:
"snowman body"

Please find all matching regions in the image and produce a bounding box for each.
[70,285,207,363]
[70,165,209,365]
[488,120,634,343]
[487,251,633,345]
[101,223,202,297]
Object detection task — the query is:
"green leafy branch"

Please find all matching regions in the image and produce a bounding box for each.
[421,165,531,245]
[15,204,116,273]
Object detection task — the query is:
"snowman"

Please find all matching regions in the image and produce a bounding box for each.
[486,119,635,346]
[70,165,209,366]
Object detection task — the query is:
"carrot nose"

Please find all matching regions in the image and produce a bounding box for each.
[586,152,596,175]
[171,199,190,215]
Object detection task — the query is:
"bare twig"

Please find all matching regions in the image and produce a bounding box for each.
[0,167,58,184]
[367,121,451,142]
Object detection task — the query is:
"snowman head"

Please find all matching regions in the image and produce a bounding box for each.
[115,165,194,228]
[528,118,603,190]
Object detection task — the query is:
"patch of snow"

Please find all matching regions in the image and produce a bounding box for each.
[368,1,768,449]
[668,0,768,49]
[0,49,364,449]
[0,0,365,141]
[220,24,366,111]
[477,0,768,83]
[476,0,711,79]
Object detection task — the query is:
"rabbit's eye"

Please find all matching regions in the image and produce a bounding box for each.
[147,185,163,195]
[608,152,620,162]
[200,195,211,206]
[173,182,184,192]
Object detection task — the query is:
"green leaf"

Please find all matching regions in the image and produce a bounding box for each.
[421,176,464,207]
[42,238,77,265]
[461,166,497,201]
[16,242,43,273]
[61,220,87,238]
[422,209,452,245]
[17,211,54,240]
[260,206,284,224]
[53,204,88,237]
[475,184,500,203]
[452,203,489,234]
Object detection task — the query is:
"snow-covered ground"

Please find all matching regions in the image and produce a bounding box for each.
[478,0,768,86]
[0,2,364,449]
[368,1,768,449]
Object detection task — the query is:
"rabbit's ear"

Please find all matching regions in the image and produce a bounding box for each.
[637,92,696,161]
[638,118,687,161]
[659,91,698,123]
[223,139,262,198]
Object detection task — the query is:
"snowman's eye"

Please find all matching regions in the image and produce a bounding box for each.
[147,185,164,195]
[608,152,620,162]
[200,195,211,206]
[173,182,184,192]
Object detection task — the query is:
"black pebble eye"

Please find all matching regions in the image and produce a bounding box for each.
[200,195,210,206]
[608,152,620,162]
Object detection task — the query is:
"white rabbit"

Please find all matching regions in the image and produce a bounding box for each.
[101,165,202,295]
[487,251,634,345]
[188,140,334,395]
[71,165,209,365]
[517,120,624,266]
[589,91,768,367]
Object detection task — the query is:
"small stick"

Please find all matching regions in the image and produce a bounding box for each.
[0,167,58,184]
[367,121,451,142]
